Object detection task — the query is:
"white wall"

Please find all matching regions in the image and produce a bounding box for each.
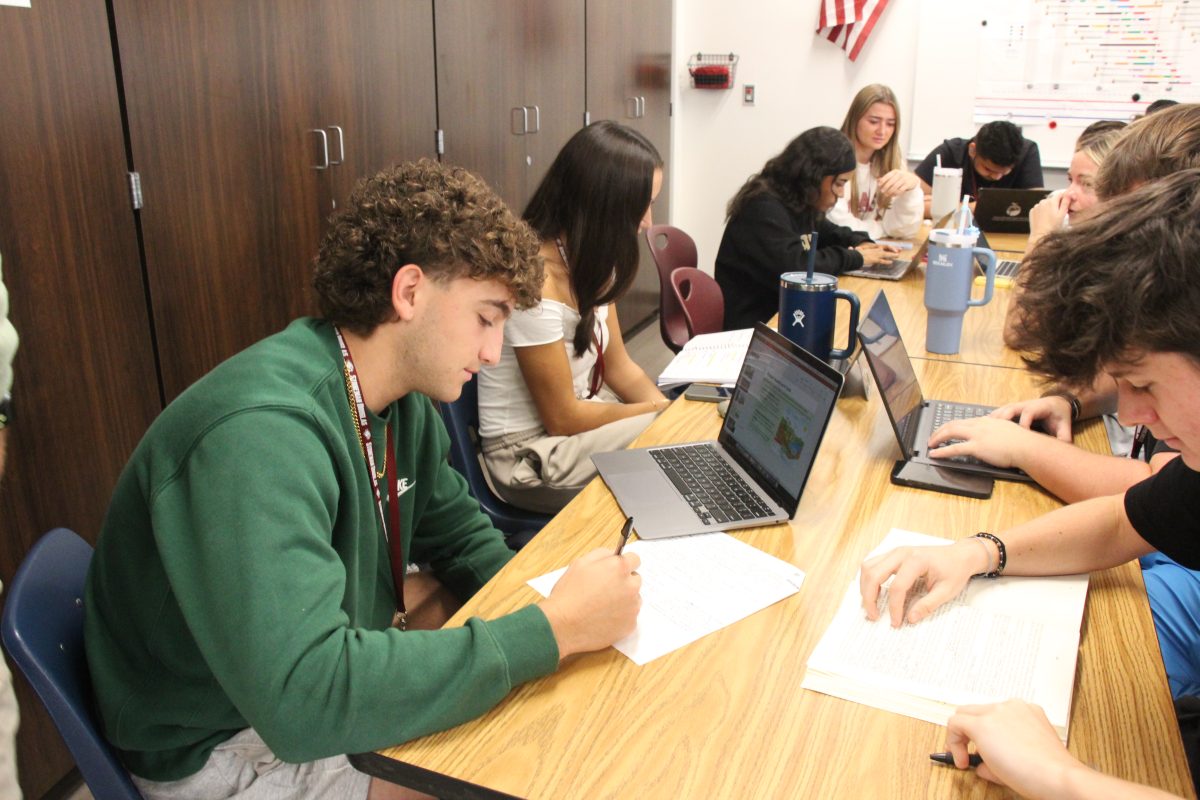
[670,0,918,272]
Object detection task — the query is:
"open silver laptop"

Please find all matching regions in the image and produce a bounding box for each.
[843,211,954,281]
[592,324,844,539]
[856,291,1032,482]
[974,228,1022,280]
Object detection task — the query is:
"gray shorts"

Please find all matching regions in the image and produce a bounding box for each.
[131,728,371,800]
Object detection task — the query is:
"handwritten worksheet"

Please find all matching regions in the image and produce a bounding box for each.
[802,528,1088,742]
[529,532,805,665]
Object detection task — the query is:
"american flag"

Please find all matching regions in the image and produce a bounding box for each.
[816,0,891,62]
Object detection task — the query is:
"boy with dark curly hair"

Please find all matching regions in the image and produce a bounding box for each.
[859,169,1200,799]
[84,160,644,800]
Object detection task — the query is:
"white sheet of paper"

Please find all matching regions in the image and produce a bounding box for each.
[528,532,804,665]
[802,528,1087,741]
[1,0,32,7]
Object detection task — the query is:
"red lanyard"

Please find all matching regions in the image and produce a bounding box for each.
[334,327,407,630]
[554,238,605,398]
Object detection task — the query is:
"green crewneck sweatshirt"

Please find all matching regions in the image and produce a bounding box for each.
[84,319,559,781]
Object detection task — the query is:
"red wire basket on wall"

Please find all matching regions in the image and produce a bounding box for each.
[687,53,738,90]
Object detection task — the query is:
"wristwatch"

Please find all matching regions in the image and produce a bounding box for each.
[0,394,12,430]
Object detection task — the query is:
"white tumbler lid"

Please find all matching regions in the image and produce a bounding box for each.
[929,226,979,247]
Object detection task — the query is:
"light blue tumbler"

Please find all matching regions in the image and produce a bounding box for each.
[923,227,996,354]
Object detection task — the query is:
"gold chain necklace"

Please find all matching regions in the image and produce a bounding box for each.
[345,366,386,479]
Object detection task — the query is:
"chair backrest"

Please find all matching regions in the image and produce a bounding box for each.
[670,267,725,340]
[440,375,552,548]
[0,528,144,800]
[645,224,699,353]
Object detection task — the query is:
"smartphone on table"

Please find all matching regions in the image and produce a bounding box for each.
[683,384,733,403]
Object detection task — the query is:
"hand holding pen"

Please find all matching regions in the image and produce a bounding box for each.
[937,699,1088,797]
[536,517,642,660]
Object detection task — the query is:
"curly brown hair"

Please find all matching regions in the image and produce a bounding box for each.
[1008,169,1200,385]
[313,159,543,333]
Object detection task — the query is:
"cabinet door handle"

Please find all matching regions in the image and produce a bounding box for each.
[309,128,329,170]
[638,97,646,118]
[526,104,540,133]
[511,106,528,135]
[626,96,638,119]
[327,125,345,165]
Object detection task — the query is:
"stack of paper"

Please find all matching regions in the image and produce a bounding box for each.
[802,529,1088,742]
[529,532,805,665]
[656,328,753,388]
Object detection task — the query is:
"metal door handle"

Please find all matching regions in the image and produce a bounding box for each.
[626,96,639,119]
[309,128,329,170]
[638,96,646,118]
[526,104,540,133]
[511,107,528,135]
[327,125,345,165]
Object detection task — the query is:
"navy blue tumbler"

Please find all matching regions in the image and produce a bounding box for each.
[778,272,860,362]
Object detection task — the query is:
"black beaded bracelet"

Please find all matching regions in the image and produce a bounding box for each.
[972,532,1007,578]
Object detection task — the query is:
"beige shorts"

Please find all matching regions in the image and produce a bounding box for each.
[131,728,370,800]
[482,410,657,514]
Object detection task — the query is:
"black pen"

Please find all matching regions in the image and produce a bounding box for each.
[930,751,983,768]
[615,516,634,556]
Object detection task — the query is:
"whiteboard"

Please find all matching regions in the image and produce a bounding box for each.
[910,0,1199,168]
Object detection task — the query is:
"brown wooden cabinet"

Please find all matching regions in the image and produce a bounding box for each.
[587,0,673,333]
[0,2,163,796]
[434,0,586,213]
[114,0,439,401]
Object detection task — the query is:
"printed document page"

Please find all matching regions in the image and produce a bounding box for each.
[802,528,1088,742]
[657,328,753,388]
[529,532,804,665]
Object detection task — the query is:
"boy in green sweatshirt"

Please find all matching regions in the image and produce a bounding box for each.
[85,160,644,800]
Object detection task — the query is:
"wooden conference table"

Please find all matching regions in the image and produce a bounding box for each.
[839,224,1030,370]
[352,244,1194,798]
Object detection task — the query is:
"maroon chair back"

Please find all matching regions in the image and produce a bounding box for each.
[645,225,698,353]
[669,266,724,340]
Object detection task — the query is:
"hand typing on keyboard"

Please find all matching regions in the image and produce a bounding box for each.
[928,416,1048,469]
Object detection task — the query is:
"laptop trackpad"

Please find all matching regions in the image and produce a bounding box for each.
[603,471,690,534]
[606,470,675,508]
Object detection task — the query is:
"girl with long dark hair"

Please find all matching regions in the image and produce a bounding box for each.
[477,121,668,513]
[715,126,899,331]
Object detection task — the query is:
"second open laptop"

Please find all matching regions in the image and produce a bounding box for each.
[592,323,844,539]
[842,211,955,281]
[856,291,1031,482]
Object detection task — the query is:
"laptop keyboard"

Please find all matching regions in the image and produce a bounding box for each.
[929,402,993,465]
[997,259,1020,278]
[650,444,773,527]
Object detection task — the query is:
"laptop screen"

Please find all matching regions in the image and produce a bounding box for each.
[857,292,924,453]
[718,324,843,511]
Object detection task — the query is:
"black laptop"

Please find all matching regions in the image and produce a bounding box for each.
[974,188,1050,234]
[856,291,1032,482]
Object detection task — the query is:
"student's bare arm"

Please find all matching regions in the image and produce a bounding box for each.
[598,306,668,406]
[860,493,1153,626]
[929,418,1176,503]
[919,177,934,218]
[515,340,663,436]
[945,700,1181,800]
